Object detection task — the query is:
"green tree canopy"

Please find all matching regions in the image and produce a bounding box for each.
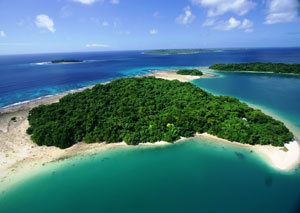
[27,77,293,148]
[210,62,300,74]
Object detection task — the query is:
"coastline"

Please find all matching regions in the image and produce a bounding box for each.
[1,68,300,192]
[197,66,300,76]
[0,69,212,191]
[146,69,215,82]
[198,133,300,172]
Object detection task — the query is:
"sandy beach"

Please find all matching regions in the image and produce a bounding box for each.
[1,68,299,191]
[198,133,300,171]
[146,69,215,82]
[196,66,300,75]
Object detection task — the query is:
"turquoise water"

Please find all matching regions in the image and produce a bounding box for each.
[1,138,300,213]
[193,71,300,139]
[1,70,300,212]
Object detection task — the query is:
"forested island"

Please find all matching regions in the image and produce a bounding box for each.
[26,77,293,149]
[177,69,203,76]
[144,49,218,55]
[51,59,83,64]
[209,62,300,74]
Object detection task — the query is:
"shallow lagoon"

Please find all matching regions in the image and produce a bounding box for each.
[1,137,300,213]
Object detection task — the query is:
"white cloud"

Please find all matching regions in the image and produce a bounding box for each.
[264,0,300,24]
[149,29,158,35]
[0,31,6,37]
[71,0,101,5]
[86,43,109,48]
[176,6,195,25]
[35,14,56,33]
[191,0,256,17]
[214,17,241,30]
[110,0,120,4]
[239,18,253,29]
[202,19,215,26]
[213,17,253,32]
[103,21,109,26]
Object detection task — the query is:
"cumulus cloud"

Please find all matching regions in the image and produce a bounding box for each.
[264,0,300,24]
[86,43,109,47]
[71,0,101,5]
[0,31,6,37]
[35,14,56,33]
[149,29,158,35]
[110,0,120,4]
[191,0,256,17]
[176,6,195,25]
[213,17,253,32]
[214,17,241,30]
[239,18,253,29]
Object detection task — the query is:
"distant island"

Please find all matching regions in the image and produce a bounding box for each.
[27,77,293,148]
[209,62,300,75]
[144,49,218,55]
[143,48,248,55]
[177,69,203,76]
[51,59,84,64]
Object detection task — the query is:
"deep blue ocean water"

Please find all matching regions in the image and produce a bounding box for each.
[1,48,300,213]
[0,48,300,108]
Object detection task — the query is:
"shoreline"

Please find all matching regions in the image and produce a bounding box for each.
[197,66,300,76]
[0,69,213,113]
[198,133,300,172]
[0,69,213,191]
[1,68,300,192]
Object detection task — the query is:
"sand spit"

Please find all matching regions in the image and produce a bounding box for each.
[147,70,214,82]
[199,133,300,171]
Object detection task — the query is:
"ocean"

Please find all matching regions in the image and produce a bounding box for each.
[1,48,300,213]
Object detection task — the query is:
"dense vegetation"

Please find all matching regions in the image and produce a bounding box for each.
[144,49,217,55]
[210,62,300,74]
[27,77,293,148]
[177,69,203,76]
[51,59,83,64]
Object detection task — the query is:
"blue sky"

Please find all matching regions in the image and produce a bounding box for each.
[0,0,299,54]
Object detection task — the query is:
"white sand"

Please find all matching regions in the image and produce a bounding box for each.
[199,133,300,171]
[253,140,300,171]
[147,70,214,82]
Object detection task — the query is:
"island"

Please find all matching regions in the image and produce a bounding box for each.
[143,49,218,55]
[177,69,203,76]
[209,62,300,75]
[50,59,84,64]
[27,76,293,148]
[1,69,299,190]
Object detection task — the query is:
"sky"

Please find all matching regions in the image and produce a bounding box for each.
[0,0,299,55]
